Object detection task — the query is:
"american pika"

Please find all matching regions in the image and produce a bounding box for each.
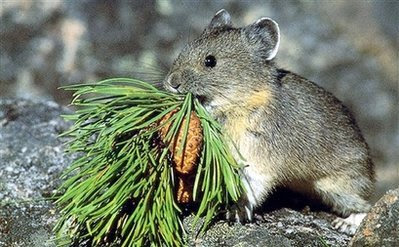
[163,9,375,235]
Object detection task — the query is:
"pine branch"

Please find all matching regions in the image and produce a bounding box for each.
[54,78,244,246]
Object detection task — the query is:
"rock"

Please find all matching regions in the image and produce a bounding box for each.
[0,99,354,246]
[185,207,350,247]
[0,98,72,247]
[350,188,399,247]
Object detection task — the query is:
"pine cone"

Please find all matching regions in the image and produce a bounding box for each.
[159,110,203,175]
[176,176,195,203]
[159,109,203,203]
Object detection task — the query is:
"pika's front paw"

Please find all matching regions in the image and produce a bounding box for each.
[226,200,254,223]
[332,213,366,235]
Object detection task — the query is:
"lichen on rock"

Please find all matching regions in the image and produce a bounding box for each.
[350,188,399,247]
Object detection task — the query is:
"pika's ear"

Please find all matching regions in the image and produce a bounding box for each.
[207,9,232,30]
[243,17,280,60]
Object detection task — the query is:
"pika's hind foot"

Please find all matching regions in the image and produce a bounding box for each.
[226,199,254,223]
[332,213,366,235]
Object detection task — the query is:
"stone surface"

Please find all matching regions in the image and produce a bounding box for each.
[0,99,72,247]
[0,0,397,199]
[350,188,399,247]
[0,99,354,246]
[185,207,349,247]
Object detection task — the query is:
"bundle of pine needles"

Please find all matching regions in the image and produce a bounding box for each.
[54,78,244,246]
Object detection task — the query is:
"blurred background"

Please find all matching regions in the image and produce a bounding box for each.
[0,0,398,201]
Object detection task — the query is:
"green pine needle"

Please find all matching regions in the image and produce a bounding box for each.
[54,78,244,246]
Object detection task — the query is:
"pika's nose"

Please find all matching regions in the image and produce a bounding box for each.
[166,72,181,89]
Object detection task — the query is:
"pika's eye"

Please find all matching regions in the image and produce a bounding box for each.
[204,55,217,68]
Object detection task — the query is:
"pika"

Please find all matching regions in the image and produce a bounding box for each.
[163,9,375,235]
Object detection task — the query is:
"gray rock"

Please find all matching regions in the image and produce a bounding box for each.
[185,208,350,247]
[0,99,72,247]
[350,188,399,247]
[0,99,353,246]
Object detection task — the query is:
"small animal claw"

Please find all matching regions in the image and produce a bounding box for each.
[226,200,254,223]
[332,213,366,235]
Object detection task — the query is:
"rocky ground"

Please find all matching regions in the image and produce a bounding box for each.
[0,99,72,247]
[1,99,398,247]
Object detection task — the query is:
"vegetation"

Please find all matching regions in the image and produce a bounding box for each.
[54,78,244,246]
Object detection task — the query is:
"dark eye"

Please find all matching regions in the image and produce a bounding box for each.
[204,55,217,68]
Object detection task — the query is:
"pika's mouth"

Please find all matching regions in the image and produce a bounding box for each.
[195,95,210,105]
[163,82,179,94]
[162,81,210,106]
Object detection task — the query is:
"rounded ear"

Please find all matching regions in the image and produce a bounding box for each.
[207,9,232,30]
[243,17,280,60]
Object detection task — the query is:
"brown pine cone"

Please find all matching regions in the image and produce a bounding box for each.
[176,176,195,203]
[159,109,203,203]
[159,110,203,175]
